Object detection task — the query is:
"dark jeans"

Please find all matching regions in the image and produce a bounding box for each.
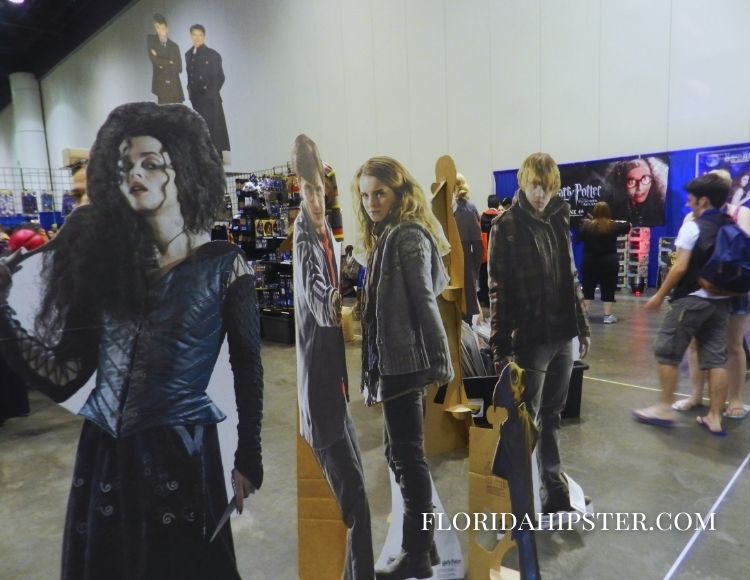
[515,339,574,509]
[478,262,489,306]
[382,389,433,554]
[314,413,374,580]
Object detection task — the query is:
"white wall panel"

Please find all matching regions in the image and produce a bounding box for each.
[405,0,448,196]
[599,0,671,158]
[668,0,750,150]
[490,0,542,173]
[539,0,600,164]
[0,106,14,167]
[28,0,750,243]
[370,0,411,165]
[445,0,493,197]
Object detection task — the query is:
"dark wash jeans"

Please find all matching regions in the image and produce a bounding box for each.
[515,338,574,510]
[314,413,374,579]
[382,389,433,554]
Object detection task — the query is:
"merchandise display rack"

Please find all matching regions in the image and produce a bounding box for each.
[627,227,651,294]
[0,167,74,231]
[225,165,299,343]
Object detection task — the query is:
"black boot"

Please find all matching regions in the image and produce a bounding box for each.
[387,542,439,567]
[375,550,433,580]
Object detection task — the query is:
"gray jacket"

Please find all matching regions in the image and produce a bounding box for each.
[371,222,454,385]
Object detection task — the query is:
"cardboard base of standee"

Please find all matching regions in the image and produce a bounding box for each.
[424,285,470,457]
[297,434,347,580]
[468,420,523,580]
[424,383,471,457]
[376,470,465,579]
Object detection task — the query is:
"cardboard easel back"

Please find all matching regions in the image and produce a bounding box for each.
[297,432,347,580]
[424,155,470,456]
[431,155,466,314]
[468,407,520,579]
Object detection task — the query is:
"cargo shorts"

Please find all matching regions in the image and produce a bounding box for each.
[654,295,731,369]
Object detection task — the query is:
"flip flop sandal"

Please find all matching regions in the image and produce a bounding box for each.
[722,406,749,420]
[631,409,675,428]
[672,398,702,412]
[696,416,728,437]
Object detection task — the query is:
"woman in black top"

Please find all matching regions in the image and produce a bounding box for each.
[578,201,630,323]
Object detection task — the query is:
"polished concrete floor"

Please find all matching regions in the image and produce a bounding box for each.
[1,294,749,580]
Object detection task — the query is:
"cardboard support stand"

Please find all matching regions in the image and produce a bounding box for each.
[468,406,521,580]
[425,155,471,456]
[297,433,347,580]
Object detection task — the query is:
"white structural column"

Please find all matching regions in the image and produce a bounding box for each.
[10,72,49,170]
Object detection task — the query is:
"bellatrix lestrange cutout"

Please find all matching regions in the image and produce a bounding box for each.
[0,103,262,580]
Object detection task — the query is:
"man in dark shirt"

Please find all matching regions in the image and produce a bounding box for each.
[185,24,230,153]
[478,194,501,305]
[147,14,184,104]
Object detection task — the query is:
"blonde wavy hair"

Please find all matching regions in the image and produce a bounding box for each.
[454,172,470,201]
[352,156,450,258]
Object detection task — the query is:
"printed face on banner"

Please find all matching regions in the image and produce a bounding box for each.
[359,175,397,224]
[299,173,327,233]
[555,155,669,228]
[191,29,205,48]
[696,146,750,209]
[154,22,168,42]
[117,136,179,214]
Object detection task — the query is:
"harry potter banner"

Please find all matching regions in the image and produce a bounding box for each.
[558,155,669,228]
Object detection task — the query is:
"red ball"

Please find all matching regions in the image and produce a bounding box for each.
[8,228,45,252]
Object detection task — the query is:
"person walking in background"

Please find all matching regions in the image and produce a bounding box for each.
[147,13,184,104]
[674,170,750,420]
[634,172,732,436]
[478,194,502,307]
[488,152,590,515]
[577,201,630,324]
[453,173,483,324]
[186,24,230,154]
[353,156,453,579]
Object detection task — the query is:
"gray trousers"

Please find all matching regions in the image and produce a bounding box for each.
[314,413,374,579]
[515,338,574,509]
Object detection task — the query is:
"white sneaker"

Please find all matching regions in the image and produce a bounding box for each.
[603,314,618,324]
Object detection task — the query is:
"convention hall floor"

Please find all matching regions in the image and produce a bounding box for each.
[2,294,749,580]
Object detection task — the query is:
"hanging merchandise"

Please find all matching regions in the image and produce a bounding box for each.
[21,192,39,217]
[229,165,297,343]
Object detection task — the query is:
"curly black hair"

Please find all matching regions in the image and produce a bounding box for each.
[36,102,225,346]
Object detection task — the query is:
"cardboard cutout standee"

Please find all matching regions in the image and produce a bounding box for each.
[291,135,373,579]
[353,155,459,579]
[0,103,263,579]
[491,363,540,579]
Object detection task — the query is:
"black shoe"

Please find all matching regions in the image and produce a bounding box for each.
[376,550,433,579]
[542,495,592,515]
[428,542,439,567]
[387,542,438,567]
